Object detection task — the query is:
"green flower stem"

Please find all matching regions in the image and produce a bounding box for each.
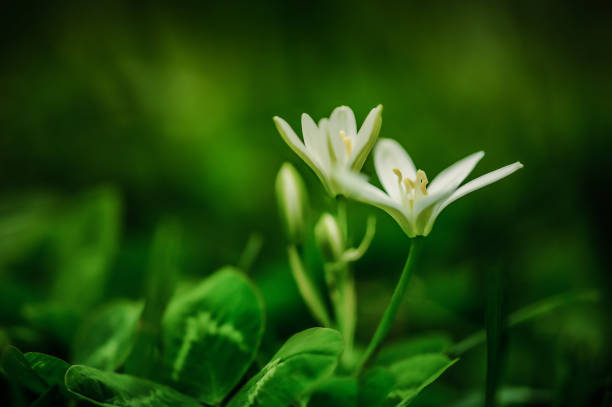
[324,260,356,368]
[356,237,422,374]
[336,195,348,239]
[287,244,332,328]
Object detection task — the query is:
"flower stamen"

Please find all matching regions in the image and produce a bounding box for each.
[392,168,403,183]
[416,169,428,195]
[339,130,352,156]
[403,178,415,191]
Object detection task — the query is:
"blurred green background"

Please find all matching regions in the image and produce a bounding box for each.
[1,1,610,405]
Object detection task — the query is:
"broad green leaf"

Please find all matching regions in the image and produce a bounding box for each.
[1,346,47,394]
[308,377,358,407]
[73,300,144,371]
[65,365,201,407]
[227,327,343,407]
[162,267,264,404]
[358,367,395,407]
[24,352,70,390]
[375,333,452,367]
[386,353,458,407]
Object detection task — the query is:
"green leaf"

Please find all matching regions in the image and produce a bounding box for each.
[141,219,182,328]
[358,367,395,407]
[73,300,144,371]
[24,352,70,390]
[227,327,343,407]
[375,333,453,367]
[308,377,358,407]
[64,365,201,407]
[386,353,458,407]
[162,267,264,405]
[50,187,121,308]
[1,346,47,394]
[125,219,181,379]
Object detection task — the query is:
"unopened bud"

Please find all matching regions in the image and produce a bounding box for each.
[315,213,345,262]
[276,163,309,244]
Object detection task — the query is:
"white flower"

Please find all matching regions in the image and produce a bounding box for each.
[274,105,383,196]
[334,138,523,237]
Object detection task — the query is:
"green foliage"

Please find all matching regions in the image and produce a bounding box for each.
[0,195,56,268]
[1,346,48,394]
[358,367,395,407]
[162,267,265,404]
[125,220,182,379]
[50,187,121,308]
[385,353,458,406]
[309,377,358,407]
[24,352,70,390]
[65,365,201,407]
[1,4,609,401]
[72,300,144,371]
[375,333,453,367]
[227,327,344,407]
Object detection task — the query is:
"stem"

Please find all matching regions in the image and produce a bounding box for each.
[356,237,422,374]
[324,260,356,369]
[287,244,333,328]
[336,195,348,240]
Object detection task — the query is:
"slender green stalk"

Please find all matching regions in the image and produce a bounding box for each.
[287,244,332,327]
[324,260,357,368]
[356,237,422,374]
[336,195,348,239]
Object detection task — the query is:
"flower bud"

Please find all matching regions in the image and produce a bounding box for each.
[275,163,309,244]
[315,213,345,262]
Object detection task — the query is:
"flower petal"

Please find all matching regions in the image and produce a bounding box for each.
[302,113,330,172]
[328,106,357,166]
[428,151,485,195]
[329,105,358,137]
[413,188,454,220]
[374,138,417,201]
[350,104,383,170]
[424,161,524,235]
[274,116,327,186]
[333,169,416,237]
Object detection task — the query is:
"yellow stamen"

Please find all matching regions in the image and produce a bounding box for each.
[403,178,415,191]
[392,168,403,183]
[416,169,428,195]
[339,130,352,156]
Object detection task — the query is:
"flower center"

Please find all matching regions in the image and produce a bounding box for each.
[339,130,352,157]
[392,168,428,211]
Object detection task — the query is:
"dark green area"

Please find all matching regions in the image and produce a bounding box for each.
[1,1,610,406]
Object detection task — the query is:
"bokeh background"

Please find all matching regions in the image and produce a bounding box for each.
[1,1,610,405]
